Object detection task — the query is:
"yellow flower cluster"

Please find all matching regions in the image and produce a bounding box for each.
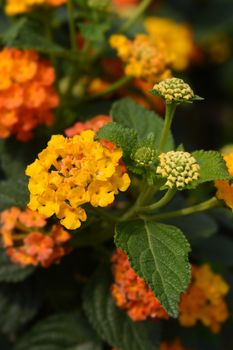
[215,150,233,210]
[109,34,171,83]
[26,130,130,230]
[179,264,229,333]
[5,0,66,16]
[156,151,200,189]
[153,78,195,102]
[144,17,195,71]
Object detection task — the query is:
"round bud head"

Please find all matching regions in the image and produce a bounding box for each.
[132,146,157,167]
[152,78,195,103]
[156,151,200,189]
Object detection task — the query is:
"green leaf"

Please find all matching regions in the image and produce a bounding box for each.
[79,22,110,44]
[115,220,191,317]
[0,280,42,334]
[96,122,138,157]
[188,150,231,188]
[0,251,35,283]
[2,18,67,55]
[0,177,29,211]
[14,311,103,350]
[83,267,160,350]
[111,98,174,151]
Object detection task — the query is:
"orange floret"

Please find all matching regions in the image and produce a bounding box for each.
[0,49,59,141]
[0,207,71,268]
[65,115,112,137]
[5,0,66,15]
[179,264,229,333]
[215,151,233,210]
[111,249,168,321]
[160,339,187,350]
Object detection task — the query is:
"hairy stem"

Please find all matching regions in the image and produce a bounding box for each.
[147,197,220,221]
[139,188,177,213]
[158,103,176,153]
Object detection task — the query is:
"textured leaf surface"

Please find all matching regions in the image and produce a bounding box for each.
[97,122,138,157]
[0,177,29,211]
[0,251,35,283]
[0,280,42,334]
[115,220,191,317]
[111,98,174,151]
[14,311,103,350]
[188,150,230,188]
[83,268,160,350]
[2,18,67,55]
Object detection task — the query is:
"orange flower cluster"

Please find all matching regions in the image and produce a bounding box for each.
[0,207,71,268]
[0,49,59,141]
[65,114,115,151]
[160,339,187,350]
[215,150,233,210]
[179,264,229,333]
[5,0,66,16]
[111,249,168,321]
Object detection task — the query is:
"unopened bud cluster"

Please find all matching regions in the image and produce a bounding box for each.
[153,78,194,102]
[132,146,157,167]
[156,151,200,189]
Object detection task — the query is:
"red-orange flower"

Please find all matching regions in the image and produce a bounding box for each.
[0,207,71,268]
[111,249,168,321]
[0,49,59,141]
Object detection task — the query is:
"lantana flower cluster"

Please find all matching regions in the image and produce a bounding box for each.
[215,150,233,210]
[0,49,59,141]
[144,17,195,71]
[111,250,229,333]
[5,0,66,15]
[26,130,130,230]
[0,207,71,267]
[111,249,168,321]
[110,34,171,83]
[179,264,229,333]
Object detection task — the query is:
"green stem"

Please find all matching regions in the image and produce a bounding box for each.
[120,0,152,32]
[67,0,77,51]
[158,103,176,153]
[148,197,220,221]
[87,75,132,100]
[139,188,176,213]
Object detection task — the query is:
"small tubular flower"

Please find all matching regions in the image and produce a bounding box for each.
[215,151,233,210]
[5,0,66,15]
[26,130,130,230]
[144,17,195,71]
[109,34,171,83]
[0,207,71,267]
[179,264,229,333]
[156,151,200,189]
[111,249,168,321]
[152,78,195,103]
[0,49,59,141]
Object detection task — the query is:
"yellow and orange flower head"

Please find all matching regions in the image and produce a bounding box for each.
[109,34,171,84]
[179,264,229,333]
[0,207,71,267]
[111,249,168,321]
[215,151,233,210]
[26,130,131,230]
[144,17,195,71]
[0,49,59,141]
[5,0,66,15]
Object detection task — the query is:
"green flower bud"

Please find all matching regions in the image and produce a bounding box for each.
[151,78,202,103]
[132,146,157,167]
[156,151,200,189]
